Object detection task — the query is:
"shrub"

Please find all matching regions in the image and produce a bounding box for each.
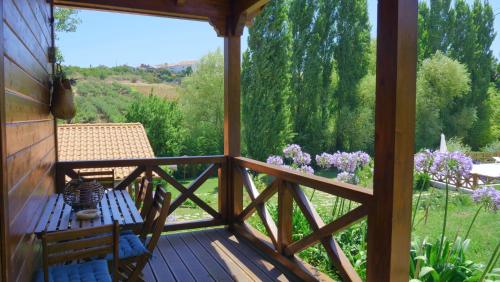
[481,140,500,153]
[446,137,472,153]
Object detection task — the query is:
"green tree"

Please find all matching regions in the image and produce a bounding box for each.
[242,1,293,160]
[416,52,473,149]
[126,95,184,156]
[54,8,81,63]
[178,50,224,156]
[288,0,339,154]
[333,0,371,151]
[461,1,496,149]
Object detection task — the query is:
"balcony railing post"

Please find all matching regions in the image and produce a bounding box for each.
[218,161,228,222]
[277,181,293,253]
[223,34,243,224]
[367,0,417,280]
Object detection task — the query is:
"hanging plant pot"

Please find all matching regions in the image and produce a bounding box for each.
[51,65,76,119]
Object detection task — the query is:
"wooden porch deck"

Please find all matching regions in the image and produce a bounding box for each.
[142,228,299,282]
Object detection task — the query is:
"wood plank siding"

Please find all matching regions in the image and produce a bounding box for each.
[1,0,55,280]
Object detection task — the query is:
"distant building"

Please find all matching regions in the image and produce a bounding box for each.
[58,123,155,179]
[155,60,197,73]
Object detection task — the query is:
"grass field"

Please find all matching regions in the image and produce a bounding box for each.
[412,188,500,265]
[123,82,179,100]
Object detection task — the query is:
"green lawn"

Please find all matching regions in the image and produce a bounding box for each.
[412,188,500,265]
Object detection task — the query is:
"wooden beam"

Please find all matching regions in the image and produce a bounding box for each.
[284,205,367,256]
[233,0,269,19]
[367,0,417,280]
[0,0,10,279]
[54,0,229,21]
[277,182,293,253]
[224,35,243,222]
[235,157,373,204]
[56,155,226,169]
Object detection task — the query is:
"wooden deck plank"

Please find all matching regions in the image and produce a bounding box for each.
[179,232,234,282]
[213,228,290,282]
[201,229,274,281]
[148,247,175,281]
[156,235,196,282]
[142,262,157,282]
[166,234,215,281]
[205,229,274,281]
[189,231,254,282]
[146,228,300,282]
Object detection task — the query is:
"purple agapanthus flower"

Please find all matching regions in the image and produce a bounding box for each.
[336,172,359,184]
[299,165,315,175]
[472,187,500,211]
[355,151,371,167]
[293,152,311,166]
[329,151,371,173]
[316,153,335,169]
[283,144,302,159]
[430,151,473,178]
[266,155,284,166]
[414,150,434,173]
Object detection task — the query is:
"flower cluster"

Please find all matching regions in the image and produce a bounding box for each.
[315,151,371,185]
[316,151,371,173]
[283,144,302,159]
[266,144,314,175]
[430,151,473,178]
[336,172,359,184]
[471,187,500,211]
[293,152,311,166]
[266,155,284,166]
[414,150,434,173]
[315,153,335,169]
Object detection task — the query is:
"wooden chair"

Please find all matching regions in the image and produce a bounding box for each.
[37,221,120,282]
[134,176,154,219]
[118,185,171,281]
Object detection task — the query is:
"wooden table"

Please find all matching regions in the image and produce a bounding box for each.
[35,190,143,237]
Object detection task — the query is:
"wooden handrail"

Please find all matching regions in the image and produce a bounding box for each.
[56,155,226,169]
[234,157,373,204]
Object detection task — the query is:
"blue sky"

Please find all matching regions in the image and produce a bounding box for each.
[58,1,500,67]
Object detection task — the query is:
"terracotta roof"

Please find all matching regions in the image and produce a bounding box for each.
[58,123,155,179]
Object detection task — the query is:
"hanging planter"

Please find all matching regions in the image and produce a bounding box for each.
[51,64,76,119]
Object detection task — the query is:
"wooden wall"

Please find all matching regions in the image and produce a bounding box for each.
[1,0,56,280]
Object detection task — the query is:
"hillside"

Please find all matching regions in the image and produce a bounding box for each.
[65,65,187,123]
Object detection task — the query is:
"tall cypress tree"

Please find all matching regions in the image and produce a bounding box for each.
[334,0,371,151]
[242,1,293,161]
[464,0,495,148]
[449,0,496,149]
[288,0,338,155]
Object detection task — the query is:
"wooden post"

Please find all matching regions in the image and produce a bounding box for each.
[367,0,417,281]
[0,1,10,280]
[224,35,243,223]
[277,181,293,253]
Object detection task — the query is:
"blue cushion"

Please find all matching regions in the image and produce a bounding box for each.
[34,260,111,282]
[106,234,148,260]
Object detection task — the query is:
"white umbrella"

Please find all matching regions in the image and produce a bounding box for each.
[439,133,447,153]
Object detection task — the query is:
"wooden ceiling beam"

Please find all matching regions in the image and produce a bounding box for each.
[54,0,229,21]
[233,0,269,18]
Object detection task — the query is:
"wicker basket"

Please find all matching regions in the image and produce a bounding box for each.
[63,179,105,210]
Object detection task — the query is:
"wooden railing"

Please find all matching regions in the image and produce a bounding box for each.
[231,157,373,282]
[431,172,499,190]
[56,155,377,280]
[56,155,227,232]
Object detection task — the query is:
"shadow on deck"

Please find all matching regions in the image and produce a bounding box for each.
[143,228,301,282]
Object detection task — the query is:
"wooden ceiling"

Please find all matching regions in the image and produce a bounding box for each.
[53,0,269,36]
